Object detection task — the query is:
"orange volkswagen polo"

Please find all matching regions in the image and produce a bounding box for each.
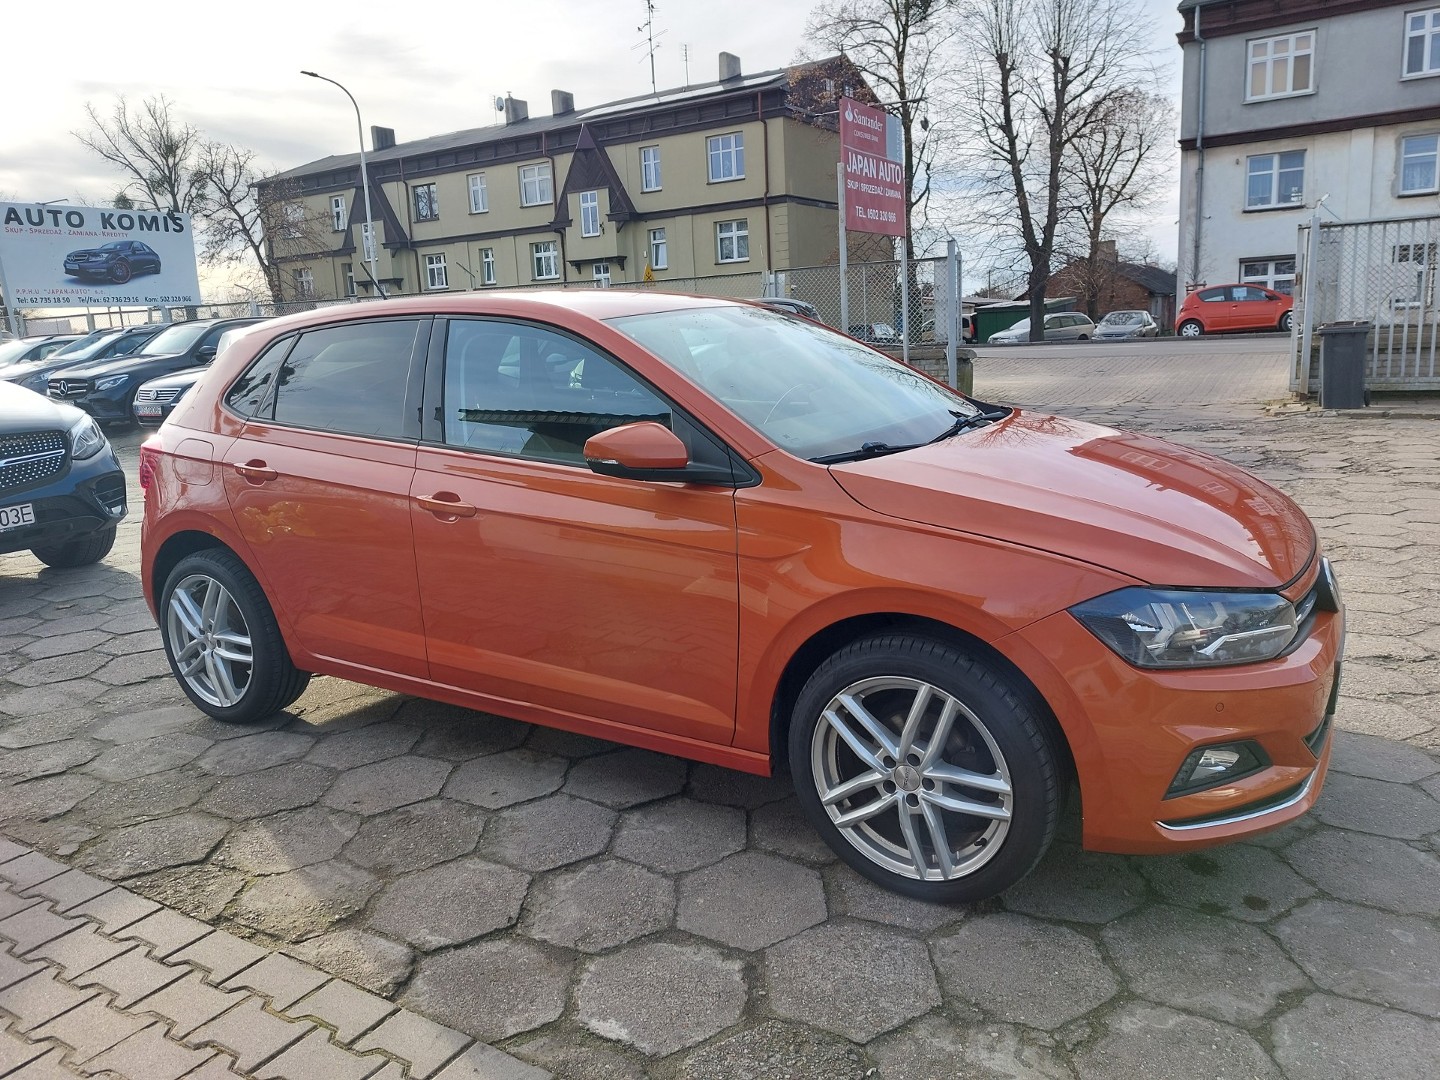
[139,292,1342,902]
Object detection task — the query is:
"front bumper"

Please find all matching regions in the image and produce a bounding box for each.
[51,386,133,421]
[0,449,127,556]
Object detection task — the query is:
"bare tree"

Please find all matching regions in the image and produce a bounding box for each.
[960,0,1156,340]
[73,96,208,214]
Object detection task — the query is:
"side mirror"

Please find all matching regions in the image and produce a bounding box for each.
[196,346,218,362]
[583,422,734,485]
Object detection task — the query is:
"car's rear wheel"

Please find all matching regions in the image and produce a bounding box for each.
[110,259,132,284]
[31,526,116,568]
[1179,320,1204,338]
[1279,312,1292,333]
[789,634,1061,903]
[1078,334,1089,341]
[160,549,310,723]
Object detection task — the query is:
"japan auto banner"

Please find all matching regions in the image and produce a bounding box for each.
[839,98,906,238]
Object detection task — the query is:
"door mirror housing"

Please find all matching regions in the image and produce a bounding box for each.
[584,422,734,484]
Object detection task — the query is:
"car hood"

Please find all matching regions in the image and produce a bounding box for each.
[53,351,188,380]
[828,410,1315,589]
[1096,325,1140,336]
[143,366,207,390]
[0,382,82,430]
[66,247,112,258]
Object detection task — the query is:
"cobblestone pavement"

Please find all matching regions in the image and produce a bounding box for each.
[2,345,1438,1078]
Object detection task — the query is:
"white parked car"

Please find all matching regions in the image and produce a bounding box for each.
[987,312,1096,344]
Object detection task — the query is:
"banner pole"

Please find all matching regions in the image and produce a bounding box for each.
[837,163,849,334]
[900,244,910,364]
[0,252,19,338]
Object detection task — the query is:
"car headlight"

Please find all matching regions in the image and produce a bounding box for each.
[1070,588,1299,668]
[94,375,130,392]
[69,415,107,460]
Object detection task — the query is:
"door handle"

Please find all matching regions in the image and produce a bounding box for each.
[416,493,478,518]
[233,460,278,482]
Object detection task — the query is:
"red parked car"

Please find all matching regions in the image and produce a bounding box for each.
[1176,284,1293,338]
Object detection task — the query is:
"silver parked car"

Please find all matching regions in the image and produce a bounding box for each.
[1095,310,1160,340]
[987,311,1096,345]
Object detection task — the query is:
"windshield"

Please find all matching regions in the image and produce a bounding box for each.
[101,241,127,251]
[1101,311,1145,325]
[610,305,981,461]
[138,322,210,356]
[50,332,125,361]
[0,340,36,365]
[1001,319,1030,334]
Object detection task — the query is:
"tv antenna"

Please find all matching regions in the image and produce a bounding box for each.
[681,43,690,88]
[632,0,667,94]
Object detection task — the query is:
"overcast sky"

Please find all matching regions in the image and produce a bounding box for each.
[2,0,1185,285]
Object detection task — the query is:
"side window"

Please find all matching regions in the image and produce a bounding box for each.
[1234,286,1267,302]
[1198,287,1227,303]
[225,337,294,419]
[271,320,421,439]
[442,320,673,465]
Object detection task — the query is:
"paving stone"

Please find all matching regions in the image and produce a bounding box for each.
[171,930,268,986]
[0,969,98,1032]
[201,762,338,820]
[224,951,331,1010]
[230,861,381,941]
[254,1028,389,1080]
[0,709,95,750]
[479,794,614,872]
[0,903,87,952]
[368,857,529,950]
[84,734,213,781]
[1331,730,1440,783]
[93,648,172,685]
[677,851,826,951]
[195,731,316,776]
[216,807,361,874]
[749,796,838,864]
[72,944,187,1008]
[577,940,744,1056]
[687,763,790,808]
[74,811,230,879]
[286,929,414,997]
[6,652,109,687]
[344,799,485,875]
[562,749,687,809]
[1102,905,1308,1025]
[0,1027,48,1074]
[1282,829,1440,916]
[73,769,215,829]
[0,739,100,780]
[675,1019,870,1080]
[1138,844,1315,922]
[931,913,1119,1031]
[19,868,110,913]
[304,722,422,769]
[354,1009,472,1080]
[127,864,248,921]
[1271,993,1440,1080]
[399,702,530,761]
[112,906,211,959]
[610,797,745,873]
[0,773,101,821]
[186,996,314,1071]
[87,1021,222,1080]
[0,950,42,992]
[828,865,964,933]
[868,1014,1072,1080]
[88,706,206,744]
[68,888,160,933]
[0,889,39,922]
[17,629,111,661]
[24,923,131,978]
[0,851,69,890]
[511,1034,647,1080]
[1311,772,1440,839]
[445,749,568,810]
[0,680,107,718]
[321,756,454,817]
[1273,899,1440,1016]
[127,969,250,1038]
[404,938,569,1043]
[288,978,397,1044]
[525,726,621,758]
[1071,1002,1279,1080]
[431,1042,553,1080]
[523,859,673,952]
[1000,844,1148,924]
[764,922,940,1043]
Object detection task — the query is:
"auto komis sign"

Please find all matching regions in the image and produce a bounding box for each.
[839,98,905,238]
[0,202,201,307]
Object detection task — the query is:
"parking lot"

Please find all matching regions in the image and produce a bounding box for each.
[2,336,1438,1079]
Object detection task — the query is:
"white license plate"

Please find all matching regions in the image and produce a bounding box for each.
[135,404,163,417]
[0,504,35,532]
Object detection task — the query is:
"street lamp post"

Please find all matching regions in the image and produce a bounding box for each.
[301,70,383,297]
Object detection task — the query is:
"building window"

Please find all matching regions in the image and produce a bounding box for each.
[1240,258,1296,295]
[1401,134,1440,194]
[580,190,601,237]
[292,267,314,299]
[414,183,439,222]
[520,163,553,207]
[481,247,496,286]
[330,195,346,232]
[649,227,668,270]
[281,203,305,239]
[425,253,449,290]
[1405,7,1440,77]
[707,133,745,182]
[641,146,662,191]
[532,240,559,280]
[1246,151,1305,209]
[1246,31,1315,99]
[342,263,356,297]
[468,173,488,214]
[361,222,376,262]
[716,219,749,263]
[593,262,611,288]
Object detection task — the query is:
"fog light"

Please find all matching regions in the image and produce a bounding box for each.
[1166,741,1268,797]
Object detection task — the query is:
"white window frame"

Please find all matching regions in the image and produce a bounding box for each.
[1400,133,1440,194]
[468,173,489,214]
[707,133,745,183]
[1245,30,1316,100]
[1240,257,1296,295]
[1404,7,1440,78]
[425,253,449,291]
[1246,151,1306,209]
[481,247,497,286]
[716,219,749,264]
[579,190,601,237]
[641,145,662,191]
[361,222,376,262]
[293,267,314,299]
[532,240,559,280]
[414,183,439,222]
[593,262,611,288]
[520,163,553,207]
[330,194,346,232]
[649,227,668,270]
[343,262,356,297]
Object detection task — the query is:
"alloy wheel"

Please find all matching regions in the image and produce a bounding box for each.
[165,572,254,707]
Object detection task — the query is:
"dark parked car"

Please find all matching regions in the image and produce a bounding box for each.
[131,326,257,426]
[1095,310,1161,341]
[63,240,163,283]
[6,326,165,395]
[0,335,82,367]
[0,382,127,568]
[49,318,264,424]
[754,297,823,321]
[848,322,900,344]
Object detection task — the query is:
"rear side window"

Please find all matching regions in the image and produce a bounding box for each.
[271,320,422,439]
[225,338,293,418]
[1198,288,1227,302]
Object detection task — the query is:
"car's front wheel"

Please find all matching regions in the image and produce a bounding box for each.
[1178,319,1204,338]
[789,634,1061,903]
[160,549,310,723]
[1278,311,1293,333]
[31,526,116,568]
[110,259,132,284]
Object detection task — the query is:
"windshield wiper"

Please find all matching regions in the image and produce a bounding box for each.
[927,407,1010,443]
[811,440,922,465]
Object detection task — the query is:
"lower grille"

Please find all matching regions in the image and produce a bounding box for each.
[92,475,128,515]
[0,431,67,491]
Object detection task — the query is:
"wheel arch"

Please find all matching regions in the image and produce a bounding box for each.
[147,530,233,610]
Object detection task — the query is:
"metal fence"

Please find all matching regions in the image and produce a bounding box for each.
[1291,214,1440,392]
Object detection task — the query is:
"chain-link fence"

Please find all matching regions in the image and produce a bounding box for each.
[770,258,946,344]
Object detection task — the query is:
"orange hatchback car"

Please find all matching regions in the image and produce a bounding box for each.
[1176,283,1294,338]
[140,293,1342,902]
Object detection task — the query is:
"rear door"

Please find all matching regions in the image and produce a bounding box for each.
[1232,285,1277,331]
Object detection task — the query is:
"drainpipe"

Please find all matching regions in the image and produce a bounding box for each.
[758,90,773,272]
[1191,2,1208,288]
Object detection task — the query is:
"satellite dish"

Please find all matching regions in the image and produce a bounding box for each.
[494,96,506,111]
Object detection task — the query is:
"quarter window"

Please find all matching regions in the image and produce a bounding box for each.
[468,173,488,214]
[580,190,601,237]
[225,338,293,418]
[272,320,421,439]
[649,227,668,270]
[481,247,497,286]
[641,145,662,191]
[1405,7,1440,76]
[414,183,439,222]
[1401,134,1440,193]
[1246,151,1305,208]
[716,219,749,263]
[330,195,346,232]
[520,163,553,207]
[707,133,745,182]
[1246,31,1315,99]
[532,240,559,280]
[425,253,449,290]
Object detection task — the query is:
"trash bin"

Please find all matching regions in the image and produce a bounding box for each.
[1318,322,1371,409]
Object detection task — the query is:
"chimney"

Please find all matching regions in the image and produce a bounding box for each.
[1098,239,1118,263]
[719,52,742,81]
[551,90,575,116]
[370,126,396,151]
[504,96,530,125]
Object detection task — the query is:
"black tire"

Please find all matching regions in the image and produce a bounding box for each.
[1178,319,1204,339]
[1278,311,1292,333]
[31,526,116,568]
[159,548,310,724]
[110,259,132,284]
[788,633,1060,903]
[1077,334,1089,341]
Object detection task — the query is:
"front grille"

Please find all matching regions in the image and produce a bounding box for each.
[48,378,89,399]
[135,386,183,404]
[0,430,67,491]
